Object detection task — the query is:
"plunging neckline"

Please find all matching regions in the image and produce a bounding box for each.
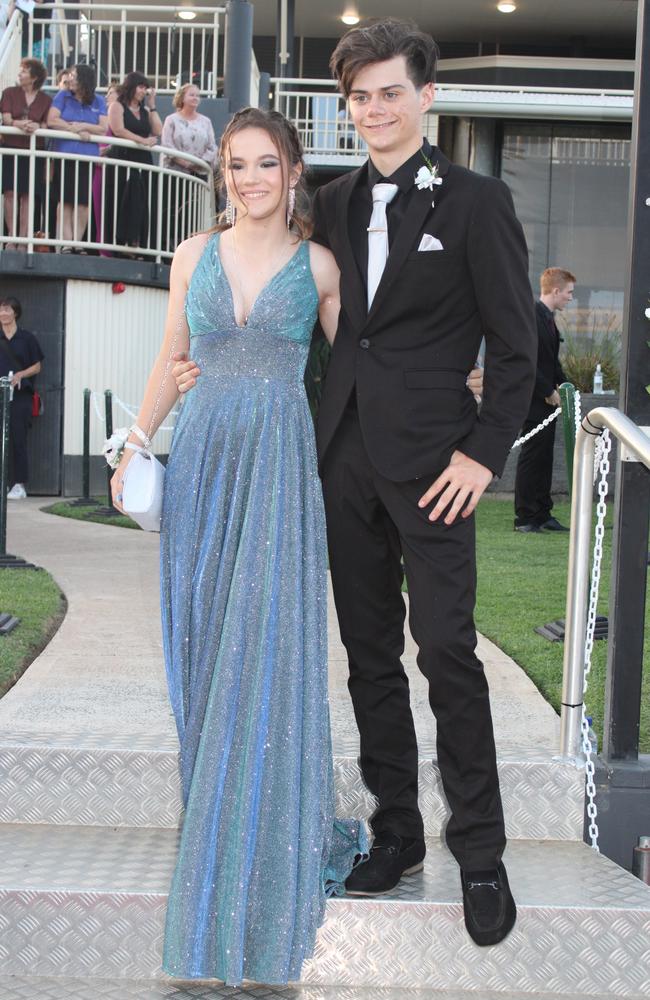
[216,233,305,330]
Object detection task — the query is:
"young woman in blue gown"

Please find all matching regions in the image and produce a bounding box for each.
[110,109,367,986]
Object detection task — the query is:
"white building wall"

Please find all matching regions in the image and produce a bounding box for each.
[64,280,176,456]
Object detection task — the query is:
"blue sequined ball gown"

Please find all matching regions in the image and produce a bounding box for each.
[160,233,366,986]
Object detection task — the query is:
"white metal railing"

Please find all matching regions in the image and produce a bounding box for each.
[272,77,634,162]
[0,126,215,260]
[434,83,633,120]
[0,9,22,93]
[23,3,225,96]
[249,50,260,109]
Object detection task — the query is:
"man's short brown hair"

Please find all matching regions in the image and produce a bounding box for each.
[330,18,439,98]
[540,267,576,294]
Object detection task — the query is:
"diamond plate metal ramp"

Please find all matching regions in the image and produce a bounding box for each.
[0,979,644,1000]
[0,731,584,840]
[0,825,648,996]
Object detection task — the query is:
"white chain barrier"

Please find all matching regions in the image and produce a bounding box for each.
[90,391,179,433]
[580,426,611,852]
[510,406,561,450]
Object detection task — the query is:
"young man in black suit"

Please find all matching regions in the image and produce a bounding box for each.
[311,19,536,946]
[514,266,574,533]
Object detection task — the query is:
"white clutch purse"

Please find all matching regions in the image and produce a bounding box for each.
[122,445,165,532]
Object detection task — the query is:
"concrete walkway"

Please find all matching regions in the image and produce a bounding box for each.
[0,499,560,751]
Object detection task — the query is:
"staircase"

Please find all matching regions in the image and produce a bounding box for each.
[0,502,649,1000]
[0,729,649,999]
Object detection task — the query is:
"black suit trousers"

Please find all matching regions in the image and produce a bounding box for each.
[514,418,557,527]
[10,391,33,485]
[322,409,506,871]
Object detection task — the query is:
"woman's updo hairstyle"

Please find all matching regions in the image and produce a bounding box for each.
[214,107,312,240]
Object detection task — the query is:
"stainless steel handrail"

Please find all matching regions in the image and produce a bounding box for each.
[559,407,650,759]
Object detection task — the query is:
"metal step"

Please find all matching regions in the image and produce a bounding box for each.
[0,731,584,840]
[0,978,640,1000]
[0,824,648,996]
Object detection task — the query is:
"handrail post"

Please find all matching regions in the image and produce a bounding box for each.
[559,381,577,498]
[559,418,598,760]
[559,406,650,760]
[119,9,127,82]
[211,10,219,97]
[155,167,163,265]
[27,132,36,254]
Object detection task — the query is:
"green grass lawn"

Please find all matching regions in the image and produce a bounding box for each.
[0,568,66,698]
[42,499,140,530]
[475,497,649,753]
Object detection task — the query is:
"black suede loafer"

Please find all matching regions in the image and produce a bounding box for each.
[461,862,517,946]
[345,833,426,896]
[540,516,570,532]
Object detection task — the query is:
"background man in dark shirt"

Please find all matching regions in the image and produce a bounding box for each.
[0,295,44,499]
[514,266,574,533]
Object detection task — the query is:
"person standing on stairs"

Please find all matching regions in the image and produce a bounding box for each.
[111,109,368,986]
[308,17,536,946]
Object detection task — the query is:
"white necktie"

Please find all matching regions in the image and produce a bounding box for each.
[367,182,399,310]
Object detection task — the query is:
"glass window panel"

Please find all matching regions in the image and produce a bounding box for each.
[500,121,631,332]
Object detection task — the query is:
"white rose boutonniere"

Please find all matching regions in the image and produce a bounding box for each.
[414,162,442,191]
[415,151,443,208]
[103,426,130,469]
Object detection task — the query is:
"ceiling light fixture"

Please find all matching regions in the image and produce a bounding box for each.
[177,9,197,20]
[341,12,360,25]
[497,1,517,11]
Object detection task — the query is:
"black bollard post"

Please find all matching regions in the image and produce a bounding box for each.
[70,389,99,507]
[0,375,33,570]
[105,389,114,510]
[95,389,121,517]
[0,376,11,559]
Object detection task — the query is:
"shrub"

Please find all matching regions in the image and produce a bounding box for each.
[559,311,621,393]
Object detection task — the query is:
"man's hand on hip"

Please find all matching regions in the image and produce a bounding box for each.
[418,450,493,525]
[172,352,201,393]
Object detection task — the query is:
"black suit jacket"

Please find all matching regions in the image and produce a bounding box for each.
[527,300,567,423]
[312,150,537,481]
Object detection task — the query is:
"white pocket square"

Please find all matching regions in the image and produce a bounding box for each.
[417,234,444,251]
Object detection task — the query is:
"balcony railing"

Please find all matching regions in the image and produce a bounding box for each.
[272,76,634,165]
[0,126,215,261]
[0,9,22,94]
[23,3,225,96]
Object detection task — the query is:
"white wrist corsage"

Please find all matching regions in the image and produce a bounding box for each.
[103,427,130,469]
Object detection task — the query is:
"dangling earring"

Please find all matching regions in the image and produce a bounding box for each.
[225,196,236,227]
[287,187,296,230]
